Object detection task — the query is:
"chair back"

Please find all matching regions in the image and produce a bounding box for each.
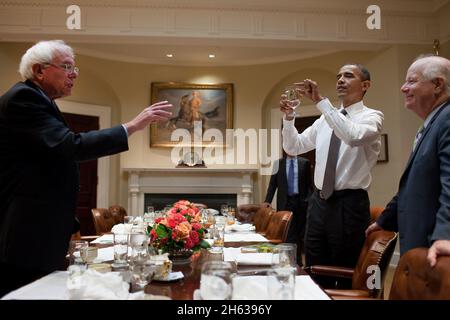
[91,208,116,235]
[253,205,274,233]
[236,203,270,223]
[389,247,450,300]
[351,230,398,298]
[370,206,385,223]
[109,205,127,225]
[264,211,293,243]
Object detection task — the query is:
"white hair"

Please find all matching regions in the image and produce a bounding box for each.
[415,55,450,96]
[18,40,74,80]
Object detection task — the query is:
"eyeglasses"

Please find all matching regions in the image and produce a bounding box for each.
[45,63,79,75]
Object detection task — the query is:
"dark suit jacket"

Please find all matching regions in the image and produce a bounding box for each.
[377,100,450,255]
[0,80,129,272]
[264,157,312,213]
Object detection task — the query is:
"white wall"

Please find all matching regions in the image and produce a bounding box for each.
[0,42,436,209]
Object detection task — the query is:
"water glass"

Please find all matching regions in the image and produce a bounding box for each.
[200,261,233,300]
[272,243,297,269]
[130,247,155,290]
[210,224,225,253]
[267,266,296,300]
[112,232,130,269]
[284,85,301,110]
[68,240,89,266]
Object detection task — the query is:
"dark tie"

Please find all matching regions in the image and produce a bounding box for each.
[412,125,424,151]
[321,109,347,200]
[287,159,295,196]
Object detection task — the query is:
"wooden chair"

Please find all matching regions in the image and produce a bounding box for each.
[389,247,450,300]
[91,205,127,235]
[253,205,274,234]
[264,211,293,244]
[236,203,269,223]
[307,230,398,299]
[109,205,127,225]
[370,206,385,223]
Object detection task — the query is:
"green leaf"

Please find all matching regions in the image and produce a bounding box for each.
[155,224,168,238]
[200,239,211,249]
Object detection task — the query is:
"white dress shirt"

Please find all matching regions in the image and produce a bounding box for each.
[282,98,384,191]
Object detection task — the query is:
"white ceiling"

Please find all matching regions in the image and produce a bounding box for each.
[1,0,448,66]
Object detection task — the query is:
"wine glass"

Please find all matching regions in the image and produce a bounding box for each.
[284,85,301,110]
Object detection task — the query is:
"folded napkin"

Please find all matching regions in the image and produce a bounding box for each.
[223,248,273,265]
[224,233,269,242]
[90,234,113,244]
[205,208,219,215]
[226,223,255,233]
[231,275,331,300]
[111,223,133,234]
[67,269,130,300]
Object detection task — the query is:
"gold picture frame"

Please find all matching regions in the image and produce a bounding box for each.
[150,82,233,148]
[377,133,389,163]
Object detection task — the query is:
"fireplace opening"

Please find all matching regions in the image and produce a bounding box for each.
[144,193,237,213]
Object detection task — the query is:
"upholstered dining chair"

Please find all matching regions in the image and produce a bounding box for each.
[91,205,127,235]
[252,205,275,234]
[306,230,398,298]
[109,205,127,225]
[389,247,450,300]
[236,203,270,223]
[264,211,293,244]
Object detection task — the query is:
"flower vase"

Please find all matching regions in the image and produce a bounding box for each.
[168,249,193,265]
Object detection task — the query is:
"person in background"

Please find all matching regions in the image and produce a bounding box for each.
[366,55,450,268]
[280,63,383,287]
[264,152,312,265]
[0,40,172,297]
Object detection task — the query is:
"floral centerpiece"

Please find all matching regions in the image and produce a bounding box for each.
[148,200,210,257]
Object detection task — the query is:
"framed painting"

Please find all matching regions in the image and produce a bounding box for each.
[150,82,233,148]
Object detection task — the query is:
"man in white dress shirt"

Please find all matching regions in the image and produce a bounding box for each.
[280,64,384,287]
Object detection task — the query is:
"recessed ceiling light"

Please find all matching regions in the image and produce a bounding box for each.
[166,53,173,58]
[208,54,215,58]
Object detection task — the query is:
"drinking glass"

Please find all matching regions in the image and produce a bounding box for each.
[68,240,89,266]
[112,232,130,269]
[220,204,229,216]
[200,261,233,300]
[210,224,225,253]
[267,266,296,300]
[130,246,155,291]
[284,85,301,110]
[272,243,297,269]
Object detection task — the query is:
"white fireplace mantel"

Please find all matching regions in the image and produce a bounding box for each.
[123,167,258,215]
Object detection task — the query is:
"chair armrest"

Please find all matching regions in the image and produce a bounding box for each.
[304,265,354,279]
[326,289,370,298]
[268,239,283,244]
[80,235,100,242]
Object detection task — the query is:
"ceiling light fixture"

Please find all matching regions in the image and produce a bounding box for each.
[208,54,215,58]
[166,53,173,58]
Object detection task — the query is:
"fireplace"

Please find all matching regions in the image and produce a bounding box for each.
[124,167,258,216]
[144,193,237,212]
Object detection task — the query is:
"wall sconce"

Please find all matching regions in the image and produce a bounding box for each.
[433,39,440,56]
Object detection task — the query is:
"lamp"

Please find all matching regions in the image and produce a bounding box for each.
[433,39,440,56]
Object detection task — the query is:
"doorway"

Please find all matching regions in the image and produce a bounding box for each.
[63,112,99,235]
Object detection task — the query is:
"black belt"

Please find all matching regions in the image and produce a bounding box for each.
[287,194,300,198]
[316,188,366,200]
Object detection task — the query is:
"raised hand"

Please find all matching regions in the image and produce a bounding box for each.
[124,100,173,136]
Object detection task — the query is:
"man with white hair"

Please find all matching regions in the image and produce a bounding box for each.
[366,55,450,267]
[0,40,172,296]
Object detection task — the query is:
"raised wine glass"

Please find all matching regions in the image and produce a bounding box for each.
[284,85,301,110]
